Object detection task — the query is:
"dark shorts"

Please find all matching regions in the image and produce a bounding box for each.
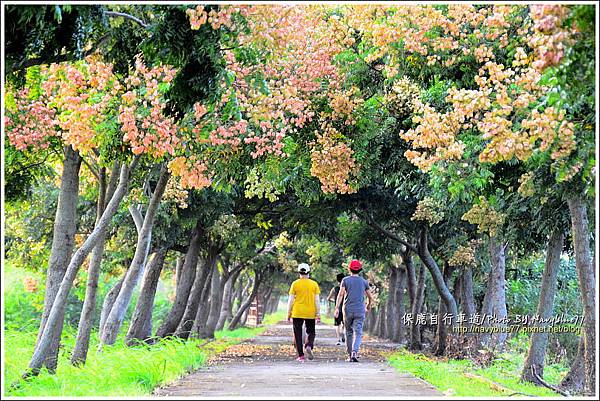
[334,306,344,326]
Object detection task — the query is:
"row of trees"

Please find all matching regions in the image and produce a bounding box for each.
[4,4,595,395]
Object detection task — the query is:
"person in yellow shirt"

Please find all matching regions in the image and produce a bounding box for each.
[287,263,321,362]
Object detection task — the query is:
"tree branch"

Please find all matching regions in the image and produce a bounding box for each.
[363,212,418,253]
[103,11,148,28]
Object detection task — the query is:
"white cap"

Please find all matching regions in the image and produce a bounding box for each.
[297,263,311,274]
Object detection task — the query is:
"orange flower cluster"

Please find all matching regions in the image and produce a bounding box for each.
[187,5,251,30]
[119,57,178,158]
[168,156,211,190]
[309,124,357,194]
[23,276,39,293]
[40,58,120,153]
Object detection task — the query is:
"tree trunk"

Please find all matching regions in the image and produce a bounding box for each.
[175,251,217,339]
[190,261,215,337]
[99,275,125,335]
[174,255,184,288]
[231,277,247,317]
[125,248,168,345]
[155,219,204,338]
[567,196,596,395]
[434,262,455,356]
[559,337,585,393]
[27,159,138,375]
[417,227,458,324]
[35,146,81,373]
[200,262,225,338]
[522,229,564,383]
[385,267,398,340]
[228,272,261,330]
[71,163,119,365]
[100,166,169,345]
[404,250,417,314]
[217,269,241,331]
[393,265,407,343]
[460,266,476,330]
[409,262,426,350]
[480,237,508,351]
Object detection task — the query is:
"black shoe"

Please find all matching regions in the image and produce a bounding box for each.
[348,352,359,362]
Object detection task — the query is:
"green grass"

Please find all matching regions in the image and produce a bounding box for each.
[4,312,283,397]
[389,349,566,397]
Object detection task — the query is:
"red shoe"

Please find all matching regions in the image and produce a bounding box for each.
[296,356,306,362]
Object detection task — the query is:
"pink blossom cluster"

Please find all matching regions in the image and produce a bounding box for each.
[5,89,57,150]
[529,5,572,70]
[119,57,179,158]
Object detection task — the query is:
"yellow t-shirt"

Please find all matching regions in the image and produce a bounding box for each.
[289,278,320,319]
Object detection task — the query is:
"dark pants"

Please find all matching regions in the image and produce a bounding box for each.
[292,318,315,356]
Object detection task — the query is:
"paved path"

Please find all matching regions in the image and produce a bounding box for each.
[155,322,441,397]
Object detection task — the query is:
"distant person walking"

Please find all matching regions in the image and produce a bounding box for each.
[287,263,321,362]
[327,273,346,345]
[334,259,374,362]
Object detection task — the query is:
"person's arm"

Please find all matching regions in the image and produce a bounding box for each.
[365,289,375,311]
[287,294,295,322]
[314,294,321,322]
[327,287,336,302]
[334,286,346,317]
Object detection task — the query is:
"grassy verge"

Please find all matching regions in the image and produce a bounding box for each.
[4,312,284,397]
[388,349,566,397]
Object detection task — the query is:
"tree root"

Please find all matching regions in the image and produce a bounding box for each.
[463,372,536,397]
[530,365,570,397]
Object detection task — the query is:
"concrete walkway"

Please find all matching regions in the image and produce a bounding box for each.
[155,323,441,397]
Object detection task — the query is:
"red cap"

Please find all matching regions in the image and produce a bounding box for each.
[349,259,362,272]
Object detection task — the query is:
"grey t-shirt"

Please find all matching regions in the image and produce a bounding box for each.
[341,275,370,315]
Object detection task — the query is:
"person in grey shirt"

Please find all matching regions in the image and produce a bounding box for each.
[334,259,375,362]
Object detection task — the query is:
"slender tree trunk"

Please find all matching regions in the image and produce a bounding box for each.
[71,163,119,365]
[522,229,564,383]
[201,263,225,338]
[567,196,596,395]
[480,237,508,351]
[409,262,426,350]
[417,227,458,323]
[35,146,81,373]
[404,250,417,313]
[190,261,215,337]
[125,248,168,345]
[174,255,184,288]
[156,219,203,338]
[393,265,407,343]
[100,166,169,345]
[434,262,455,356]
[217,269,241,331]
[175,251,217,339]
[228,273,261,330]
[386,267,398,340]
[99,275,125,335]
[231,278,247,317]
[27,159,138,375]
